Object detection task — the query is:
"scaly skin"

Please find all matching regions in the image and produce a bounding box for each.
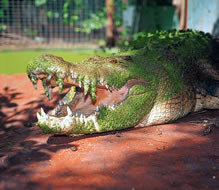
[26,30,219,136]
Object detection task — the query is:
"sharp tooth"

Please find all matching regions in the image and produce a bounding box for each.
[59,101,63,106]
[90,115,100,131]
[110,105,115,110]
[100,78,104,86]
[48,87,52,100]
[47,74,52,81]
[41,108,46,116]
[37,112,42,121]
[75,112,78,117]
[31,76,36,83]
[84,77,90,96]
[79,81,82,88]
[67,106,73,116]
[40,108,48,119]
[80,114,84,123]
[95,112,97,116]
[76,117,79,124]
[59,83,63,93]
[91,79,97,101]
[42,79,48,96]
[71,72,75,78]
[84,117,88,125]
[91,92,96,101]
[96,106,99,112]
[33,83,37,89]
[84,86,89,96]
[57,104,61,111]
[78,75,84,88]
[105,84,109,89]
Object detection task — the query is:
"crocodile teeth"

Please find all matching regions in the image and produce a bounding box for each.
[80,114,84,123]
[59,83,63,93]
[105,84,109,89]
[91,79,97,101]
[109,105,115,110]
[89,115,100,131]
[84,117,88,125]
[71,72,75,78]
[40,108,48,119]
[67,106,73,116]
[59,101,64,106]
[96,106,99,112]
[33,83,37,89]
[37,112,42,120]
[41,108,46,116]
[100,78,104,85]
[47,74,52,81]
[48,87,52,100]
[57,104,61,111]
[79,81,82,88]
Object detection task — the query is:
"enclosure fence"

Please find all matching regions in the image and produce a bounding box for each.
[0,0,110,49]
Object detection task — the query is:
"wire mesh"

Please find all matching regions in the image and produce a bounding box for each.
[0,0,107,49]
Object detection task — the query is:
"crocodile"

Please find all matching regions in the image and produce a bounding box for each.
[26,30,219,136]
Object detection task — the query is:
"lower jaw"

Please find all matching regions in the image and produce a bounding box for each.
[37,85,129,135]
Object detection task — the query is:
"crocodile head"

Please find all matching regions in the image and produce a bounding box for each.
[27,54,156,135]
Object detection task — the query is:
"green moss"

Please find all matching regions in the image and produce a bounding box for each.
[98,89,156,132]
[66,120,97,135]
[129,84,150,95]
[38,122,63,134]
[67,86,76,103]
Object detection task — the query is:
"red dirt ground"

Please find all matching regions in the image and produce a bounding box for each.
[0,74,219,190]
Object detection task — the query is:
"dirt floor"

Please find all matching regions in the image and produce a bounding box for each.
[0,74,219,190]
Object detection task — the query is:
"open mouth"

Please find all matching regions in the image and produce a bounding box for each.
[33,73,130,133]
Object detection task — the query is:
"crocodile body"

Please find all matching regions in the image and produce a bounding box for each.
[27,30,219,135]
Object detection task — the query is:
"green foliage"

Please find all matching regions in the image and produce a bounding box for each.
[32,0,126,35]
[24,28,38,36]
[47,11,59,18]
[35,0,47,7]
[0,0,8,18]
[0,24,6,31]
[75,9,107,33]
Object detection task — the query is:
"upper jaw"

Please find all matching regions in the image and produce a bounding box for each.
[27,54,132,100]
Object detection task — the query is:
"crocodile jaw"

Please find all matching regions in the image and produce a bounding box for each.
[35,76,129,135]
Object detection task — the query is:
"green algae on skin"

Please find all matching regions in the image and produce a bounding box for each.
[38,122,63,134]
[67,86,76,103]
[98,90,156,132]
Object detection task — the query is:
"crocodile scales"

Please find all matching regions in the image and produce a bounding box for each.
[26,30,219,135]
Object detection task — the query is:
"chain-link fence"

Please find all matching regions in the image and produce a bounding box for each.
[0,0,110,49]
